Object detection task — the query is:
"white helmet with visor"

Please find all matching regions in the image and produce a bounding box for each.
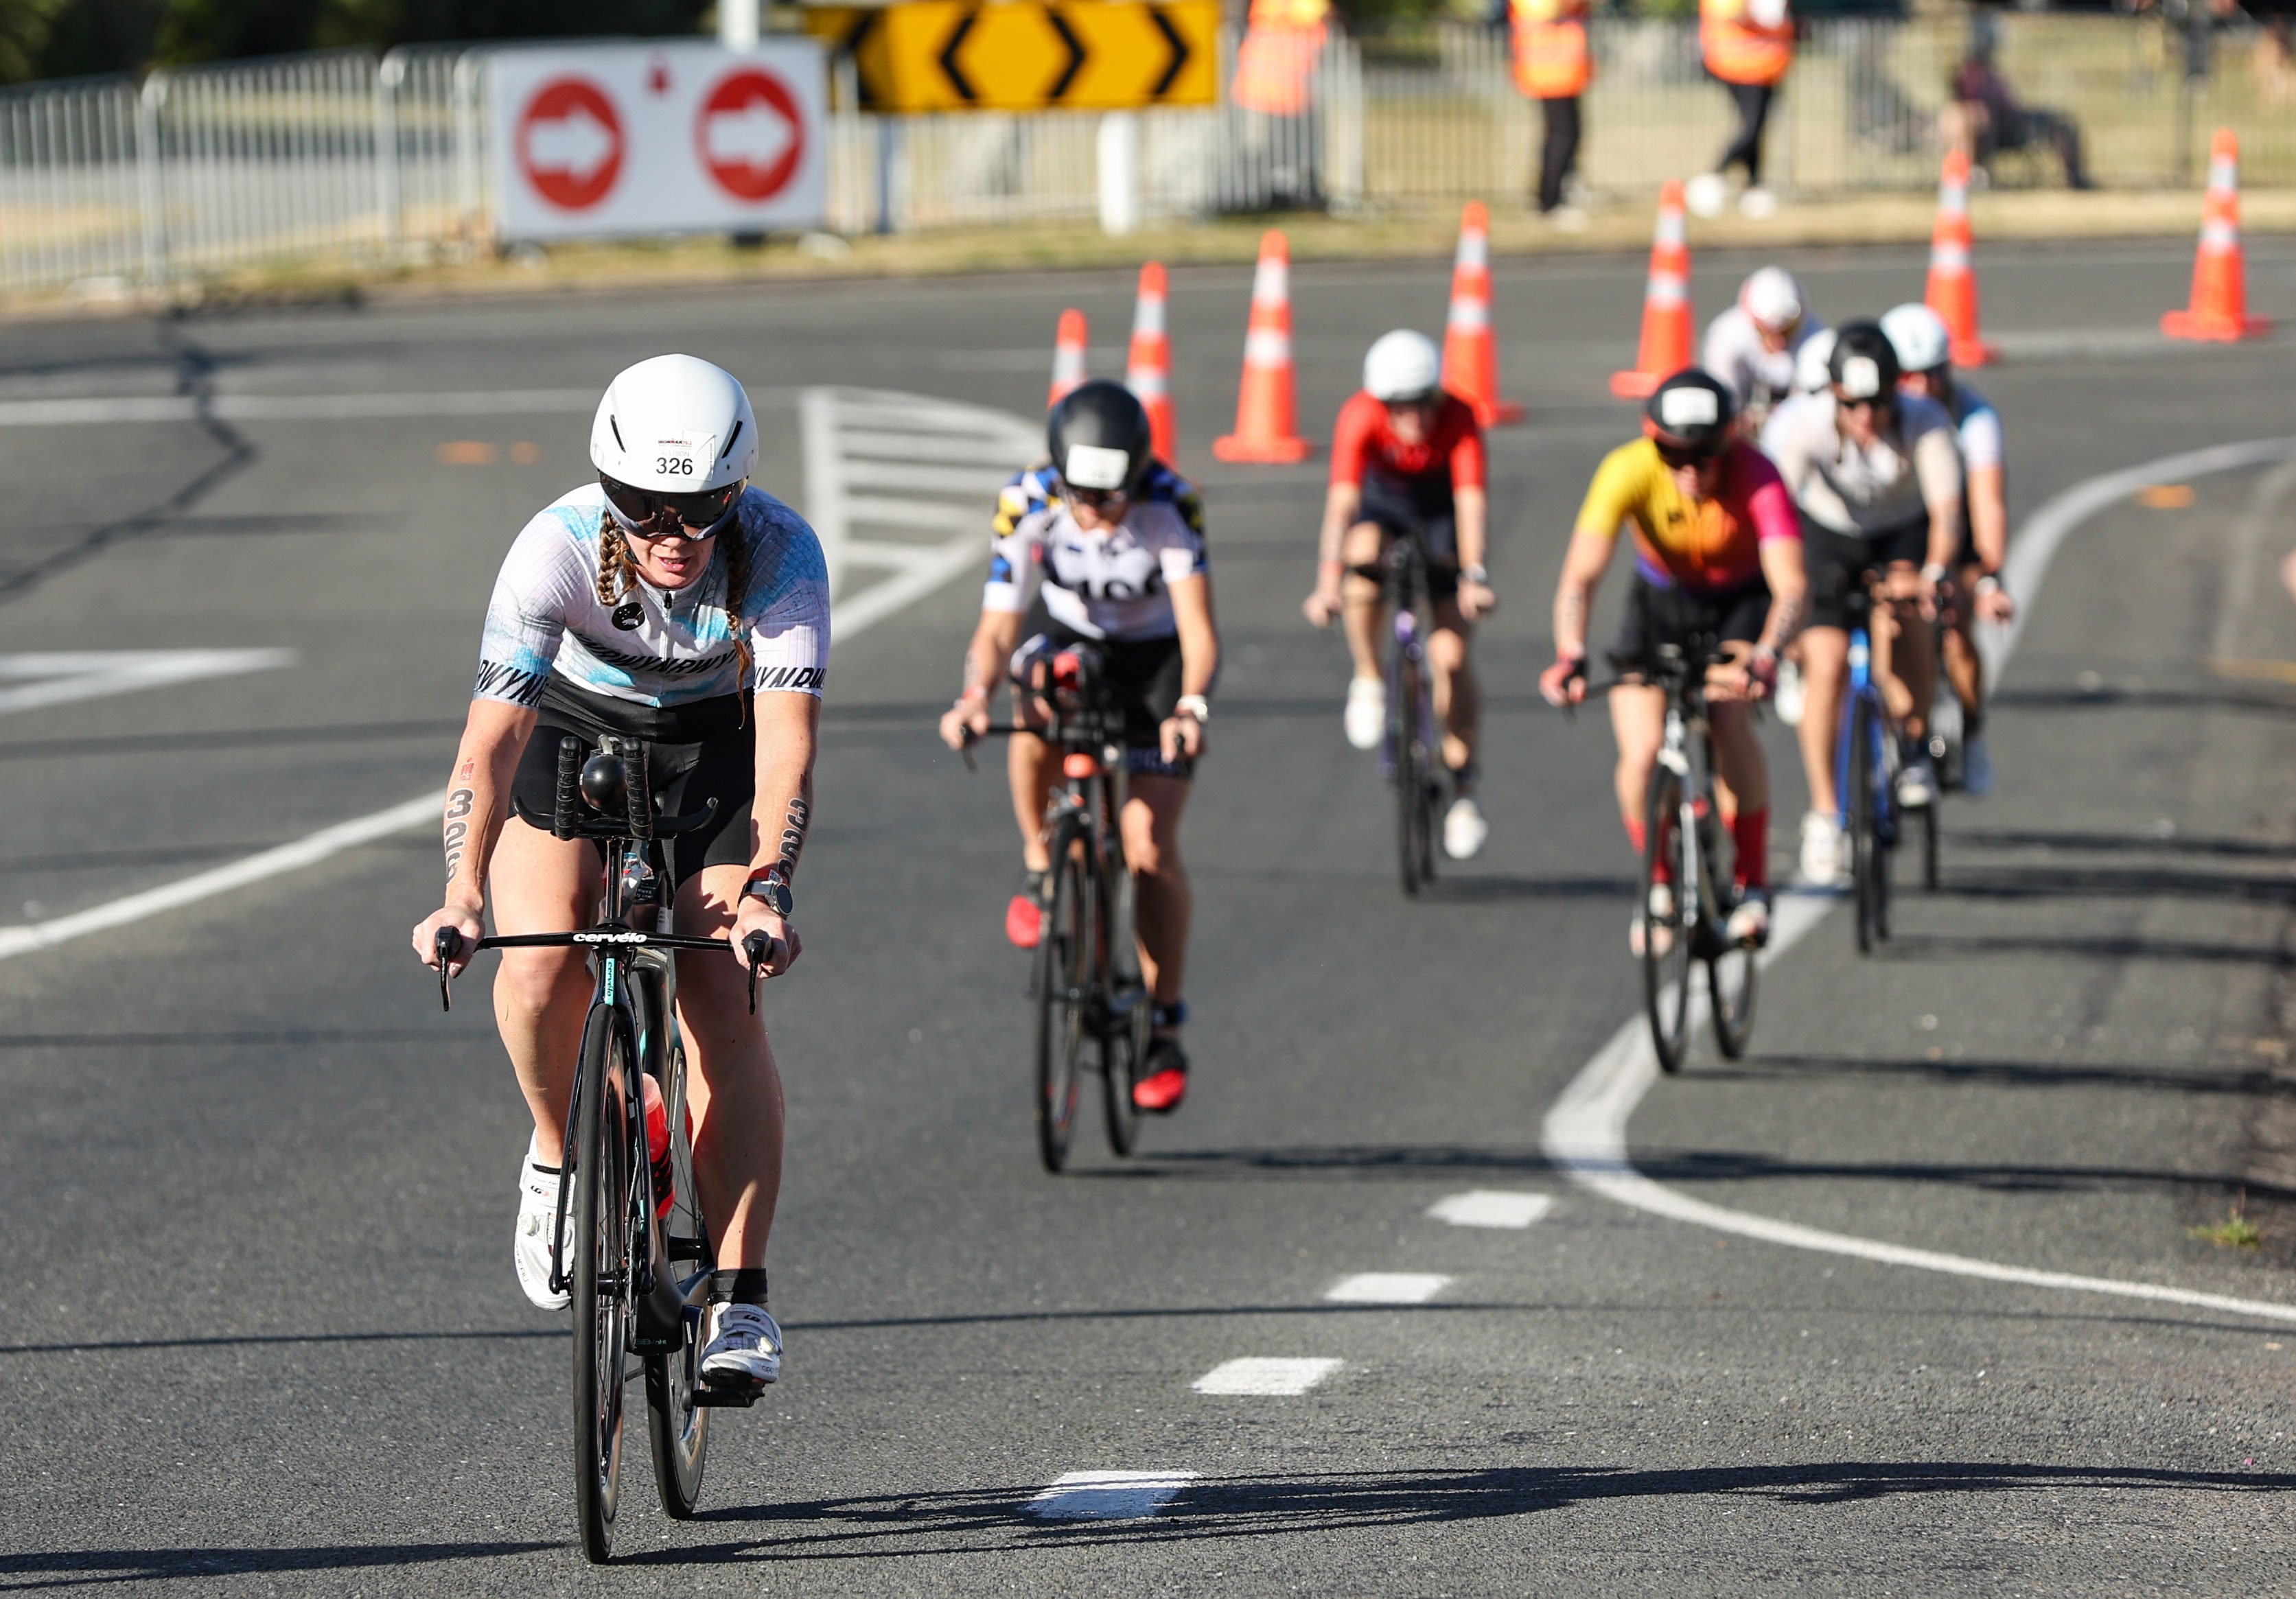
[590,353,758,535]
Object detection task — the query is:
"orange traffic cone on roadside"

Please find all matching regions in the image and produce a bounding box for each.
[2164,128,2273,342]
[1214,231,1313,464]
[1610,181,1693,400]
[1048,308,1089,408]
[1440,201,1524,427]
[1126,262,1179,465]
[1923,150,1995,368]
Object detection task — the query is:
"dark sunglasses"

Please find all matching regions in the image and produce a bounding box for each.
[1654,439,1721,470]
[1065,487,1128,511]
[601,475,743,536]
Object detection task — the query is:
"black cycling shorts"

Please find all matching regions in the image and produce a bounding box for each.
[1355,465,1461,602]
[1802,514,1929,631]
[1608,574,1770,675]
[509,678,755,889]
[1017,597,1191,780]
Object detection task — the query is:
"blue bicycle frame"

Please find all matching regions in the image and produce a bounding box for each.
[1834,622,1897,849]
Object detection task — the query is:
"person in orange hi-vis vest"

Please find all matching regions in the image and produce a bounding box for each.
[1233,0,1330,117]
[1689,0,1794,220]
[1508,0,1592,222]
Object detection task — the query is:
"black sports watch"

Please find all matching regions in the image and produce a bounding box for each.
[741,872,794,918]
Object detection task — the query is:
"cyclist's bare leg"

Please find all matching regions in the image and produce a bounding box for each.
[1797,625,1849,816]
[1608,682,1666,837]
[1122,773,1192,1014]
[488,816,601,1149]
[1709,701,1767,819]
[1943,567,1984,722]
[672,863,787,1272]
[1428,596,1479,785]
[1008,728,1054,874]
[1870,563,1934,743]
[1338,520,1389,681]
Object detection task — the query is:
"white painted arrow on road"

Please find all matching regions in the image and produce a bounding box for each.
[0,649,295,718]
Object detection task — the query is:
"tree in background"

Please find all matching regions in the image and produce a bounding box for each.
[0,0,708,82]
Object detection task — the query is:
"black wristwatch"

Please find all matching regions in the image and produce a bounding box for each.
[741,872,794,918]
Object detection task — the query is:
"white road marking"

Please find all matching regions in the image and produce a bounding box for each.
[1325,1272,1450,1305]
[1428,1190,1554,1229]
[1193,1357,1343,1396]
[1029,1470,1195,1520]
[0,392,1023,964]
[0,386,806,428]
[1545,436,2296,1327]
[0,648,293,718]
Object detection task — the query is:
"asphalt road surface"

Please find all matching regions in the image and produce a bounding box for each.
[4,237,2296,1594]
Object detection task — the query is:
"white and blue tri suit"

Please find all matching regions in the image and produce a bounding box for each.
[475,482,831,883]
[1943,383,2002,570]
[984,462,1208,775]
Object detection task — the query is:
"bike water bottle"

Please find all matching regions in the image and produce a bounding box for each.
[642,1073,674,1219]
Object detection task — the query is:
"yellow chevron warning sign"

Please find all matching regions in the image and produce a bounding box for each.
[805,1,1220,114]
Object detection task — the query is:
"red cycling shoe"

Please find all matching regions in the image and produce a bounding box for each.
[1005,872,1047,948]
[1132,1036,1189,1113]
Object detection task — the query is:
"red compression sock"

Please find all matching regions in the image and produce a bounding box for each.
[1731,807,1770,889]
[1626,814,1673,885]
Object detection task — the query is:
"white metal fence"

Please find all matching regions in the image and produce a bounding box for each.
[4,11,2293,294]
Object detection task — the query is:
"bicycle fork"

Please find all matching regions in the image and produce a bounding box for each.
[1658,710,1702,912]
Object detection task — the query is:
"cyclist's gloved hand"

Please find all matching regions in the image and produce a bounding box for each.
[413,900,485,974]
[1539,652,1588,708]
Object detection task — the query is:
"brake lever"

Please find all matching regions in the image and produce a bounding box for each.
[434,926,461,1013]
[743,930,774,1015]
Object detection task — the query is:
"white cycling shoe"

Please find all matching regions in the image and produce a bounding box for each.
[514,1136,571,1311]
[1772,657,1804,727]
[1799,810,1848,888]
[1629,881,1677,957]
[1343,677,1385,751]
[1443,795,1489,860]
[701,1303,784,1386]
[1896,755,1939,810]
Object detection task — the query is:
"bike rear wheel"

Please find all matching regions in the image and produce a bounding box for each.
[1391,649,1431,896]
[1920,799,1939,892]
[645,1044,710,1520]
[1703,810,1759,1059]
[571,1008,633,1563]
[1099,840,1143,1158]
[1034,825,1091,1173]
[1643,772,1693,1073]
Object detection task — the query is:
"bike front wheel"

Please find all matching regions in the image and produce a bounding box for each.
[645,1045,710,1520]
[1391,652,1435,896]
[1643,773,1694,1073]
[1034,824,1092,1173]
[571,1007,634,1562]
[1848,698,1883,956]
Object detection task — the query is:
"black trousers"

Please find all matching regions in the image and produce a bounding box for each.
[1718,80,1774,185]
[1536,95,1581,213]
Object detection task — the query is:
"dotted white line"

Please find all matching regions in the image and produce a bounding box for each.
[1428,1191,1554,1229]
[1325,1272,1450,1305]
[1193,1357,1342,1396]
[1029,1470,1196,1520]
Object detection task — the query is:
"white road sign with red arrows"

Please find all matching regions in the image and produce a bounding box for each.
[489,42,826,241]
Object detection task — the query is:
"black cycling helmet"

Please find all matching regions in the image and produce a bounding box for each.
[1048,380,1153,500]
[1827,320,1902,404]
[1641,368,1737,463]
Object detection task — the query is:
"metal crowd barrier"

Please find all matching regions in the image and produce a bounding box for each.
[4,11,2295,294]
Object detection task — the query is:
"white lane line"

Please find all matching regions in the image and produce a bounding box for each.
[1029,1470,1195,1521]
[0,386,807,428]
[1545,437,2296,1328]
[1193,1357,1343,1396]
[0,391,1019,966]
[0,648,293,718]
[1429,1191,1555,1229]
[1325,1272,1451,1305]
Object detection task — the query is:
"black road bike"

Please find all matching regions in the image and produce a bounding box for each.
[1368,529,1445,897]
[436,734,772,1563]
[964,644,1153,1173]
[1588,635,1759,1075]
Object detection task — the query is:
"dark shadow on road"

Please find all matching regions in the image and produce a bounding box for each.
[615,1461,2296,1564]
[0,1541,558,1587]
[1932,867,2295,907]
[1875,933,2287,966]
[1709,1053,2282,1099]
[1951,827,2292,861]
[1078,1143,1552,1182]
[1635,1148,2295,1202]
[0,1327,559,1358]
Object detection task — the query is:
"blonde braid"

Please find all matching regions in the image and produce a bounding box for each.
[722,523,754,686]
[595,512,639,607]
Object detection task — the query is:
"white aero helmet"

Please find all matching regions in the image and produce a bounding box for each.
[1793,325,1839,395]
[1739,266,1805,335]
[590,353,758,501]
[1363,329,1442,403]
[1880,301,1952,375]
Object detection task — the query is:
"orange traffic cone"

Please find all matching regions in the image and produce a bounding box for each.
[1610,181,1693,400]
[2164,128,2273,343]
[1214,231,1313,464]
[1126,261,1179,465]
[1048,308,1089,408]
[1440,201,1524,427]
[1923,150,1995,368]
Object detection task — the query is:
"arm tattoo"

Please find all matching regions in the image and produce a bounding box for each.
[1767,590,1805,649]
[774,793,811,882]
[442,786,476,885]
[1555,586,1588,647]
